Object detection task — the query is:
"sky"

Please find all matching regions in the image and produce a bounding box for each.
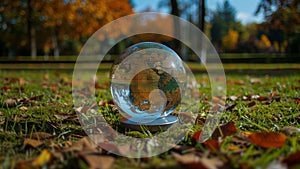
[132,0,264,24]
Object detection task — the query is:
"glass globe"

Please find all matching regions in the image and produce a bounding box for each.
[110,42,186,124]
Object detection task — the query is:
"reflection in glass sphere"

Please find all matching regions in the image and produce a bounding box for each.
[110,42,186,124]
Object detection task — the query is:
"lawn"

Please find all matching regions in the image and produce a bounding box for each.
[0,63,299,169]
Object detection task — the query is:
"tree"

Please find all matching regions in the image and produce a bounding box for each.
[210,0,238,50]
[42,0,134,56]
[0,0,134,56]
[256,0,300,53]
[222,29,239,51]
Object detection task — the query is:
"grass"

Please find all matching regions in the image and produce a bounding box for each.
[0,63,299,168]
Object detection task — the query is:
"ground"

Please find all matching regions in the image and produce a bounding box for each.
[0,63,299,169]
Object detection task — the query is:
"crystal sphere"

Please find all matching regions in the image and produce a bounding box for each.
[110,42,186,123]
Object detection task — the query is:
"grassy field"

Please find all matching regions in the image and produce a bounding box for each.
[0,63,300,169]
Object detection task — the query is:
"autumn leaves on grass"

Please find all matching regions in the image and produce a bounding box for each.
[172,121,289,169]
[192,121,286,149]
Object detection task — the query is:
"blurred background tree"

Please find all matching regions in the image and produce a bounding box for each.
[0,0,298,57]
[0,0,133,57]
[255,0,300,53]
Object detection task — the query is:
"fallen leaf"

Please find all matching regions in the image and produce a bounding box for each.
[51,85,58,93]
[248,131,286,148]
[79,153,115,169]
[225,103,237,111]
[203,139,220,152]
[98,143,130,156]
[2,98,17,108]
[282,151,300,168]
[229,95,238,101]
[24,138,44,148]
[98,100,108,107]
[248,101,256,107]
[227,145,243,152]
[172,152,224,169]
[294,98,300,104]
[250,78,262,84]
[192,130,202,142]
[212,96,225,106]
[212,121,238,138]
[292,85,300,90]
[1,86,12,91]
[27,132,54,140]
[95,82,108,89]
[195,116,206,126]
[19,106,28,111]
[251,95,260,100]
[17,78,28,85]
[44,74,49,80]
[172,145,196,154]
[280,126,300,136]
[54,113,74,120]
[32,149,53,167]
[257,96,269,102]
[63,136,98,153]
[29,95,44,101]
[191,89,201,98]
[16,149,53,169]
[233,80,245,85]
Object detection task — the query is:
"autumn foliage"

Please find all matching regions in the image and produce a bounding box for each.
[0,0,134,56]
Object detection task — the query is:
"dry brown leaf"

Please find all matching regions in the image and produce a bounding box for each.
[27,132,54,140]
[282,151,300,168]
[212,96,225,106]
[98,100,108,107]
[225,103,237,111]
[79,153,115,169]
[250,78,262,84]
[195,116,206,126]
[1,86,12,91]
[233,80,245,85]
[212,121,238,138]
[29,95,44,101]
[98,142,130,156]
[24,138,44,148]
[294,98,300,104]
[247,101,256,107]
[248,131,286,148]
[172,152,224,169]
[19,106,28,111]
[280,126,300,136]
[63,136,98,153]
[172,145,196,154]
[44,74,49,80]
[191,89,201,98]
[54,113,74,120]
[2,98,17,108]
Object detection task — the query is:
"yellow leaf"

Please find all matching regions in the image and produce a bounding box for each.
[32,149,52,167]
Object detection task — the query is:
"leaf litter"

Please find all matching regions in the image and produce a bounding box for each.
[0,71,300,168]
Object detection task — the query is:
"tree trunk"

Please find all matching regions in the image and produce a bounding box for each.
[30,26,37,58]
[198,0,205,32]
[170,0,182,59]
[27,0,37,58]
[53,29,59,58]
